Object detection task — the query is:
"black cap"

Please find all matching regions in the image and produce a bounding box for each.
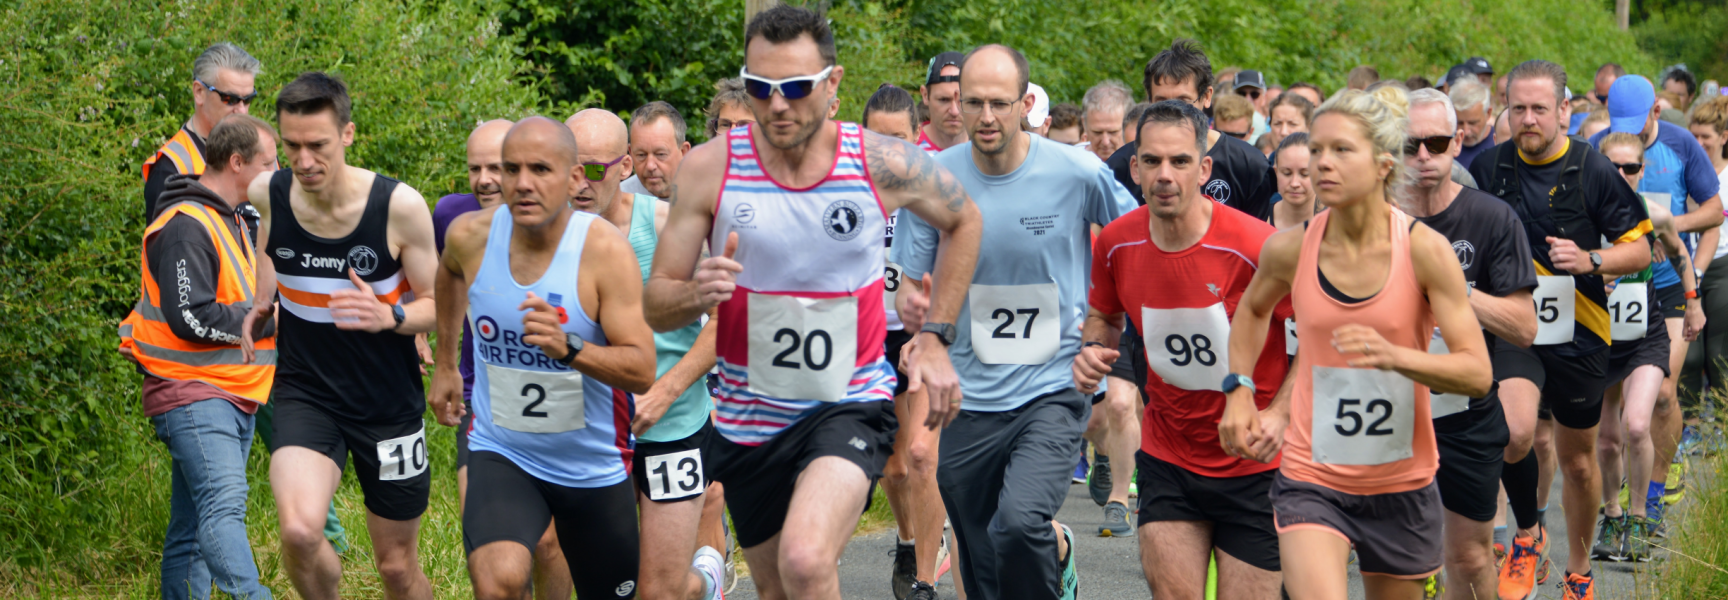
[1465,57,1493,74]
[1232,70,1266,91]
[1443,64,1471,87]
[926,52,963,85]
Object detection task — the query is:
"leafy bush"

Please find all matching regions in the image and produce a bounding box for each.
[0,0,541,584]
[1631,2,1728,84]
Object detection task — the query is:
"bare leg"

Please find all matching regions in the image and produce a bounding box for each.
[469,540,534,600]
[533,524,571,600]
[1651,318,1688,491]
[1501,378,1540,463]
[637,487,708,600]
[1214,545,1282,600]
[1361,574,1425,600]
[1600,382,1629,517]
[1555,423,1604,576]
[365,510,431,600]
[270,447,343,600]
[1441,509,1495,600]
[1534,418,1557,516]
[1138,520,1213,600]
[1279,529,1352,600]
[1604,366,1663,518]
[1100,378,1141,507]
[698,482,727,557]
[743,456,873,600]
[882,388,947,584]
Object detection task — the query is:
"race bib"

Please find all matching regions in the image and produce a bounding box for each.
[1608,281,1649,341]
[1310,366,1416,465]
[1532,275,1576,345]
[747,293,858,402]
[1140,304,1231,391]
[487,364,587,433]
[1285,318,1299,357]
[1427,329,1470,419]
[968,283,1061,365]
[883,260,904,312]
[643,448,705,501]
[376,427,428,481]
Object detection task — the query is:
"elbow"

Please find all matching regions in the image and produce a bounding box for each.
[1510,320,1537,349]
[1465,372,1494,400]
[622,349,658,395]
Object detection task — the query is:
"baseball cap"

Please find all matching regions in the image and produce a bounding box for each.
[1025,83,1050,128]
[926,52,963,85]
[1465,57,1493,75]
[1233,70,1266,91]
[1607,75,1656,134]
[1443,64,1471,87]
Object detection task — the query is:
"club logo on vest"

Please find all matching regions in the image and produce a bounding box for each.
[1452,240,1476,271]
[275,247,296,260]
[733,202,757,224]
[347,245,380,276]
[822,200,864,241]
[475,316,500,342]
[1204,179,1232,203]
[615,581,635,597]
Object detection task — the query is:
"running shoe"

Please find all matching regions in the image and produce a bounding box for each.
[1128,477,1138,498]
[1098,501,1132,537]
[724,525,740,595]
[1664,459,1688,504]
[1422,573,1442,599]
[1058,523,1079,600]
[1493,542,1506,570]
[906,581,937,600]
[1647,500,1668,538]
[693,546,726,600]
[1678,424,1703,456]
[1498,529,1544,600]
[1088,454,1113,507]
[1073,452,1089,484]
[1625,516,1653,562]
[891,539,917,600]
[1591,514,1627,561]
[934,535,951,581]
[1559,571,1595,600]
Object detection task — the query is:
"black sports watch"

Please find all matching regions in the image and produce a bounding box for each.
[558,332,586,366]
[920,322,957,346]
[389,304,406,331]
[1221,373,1257,394]
[1588,251,1603,274]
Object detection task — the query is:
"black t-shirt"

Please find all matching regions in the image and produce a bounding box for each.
[1107,133,1276,221]
[1414,187,1539,417]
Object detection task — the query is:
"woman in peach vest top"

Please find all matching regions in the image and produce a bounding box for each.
[1215,87,1494,599]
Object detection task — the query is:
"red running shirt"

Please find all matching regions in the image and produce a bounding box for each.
[1090,203,1292,478]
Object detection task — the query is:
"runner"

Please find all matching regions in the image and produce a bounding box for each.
[1105,39,1277,221]
[1402,88,1539,600]
[643,7,982,599]
[918,51,967,153]
[435,117,656,599]
[858,84,953,600]
[1467,60,1654,600]
[1591,132,1700,563]
[705,78,757,140]
[895,43,1134,599]
[626,101,692,200]
[1218,86,1493,600]
[564,108,729,600]
[1076,100,1292,599]
[241,72,438,600]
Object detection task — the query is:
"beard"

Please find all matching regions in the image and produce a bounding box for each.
[762,104,827,151]
[1514,127,1557,157]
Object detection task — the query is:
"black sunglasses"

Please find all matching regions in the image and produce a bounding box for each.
[1614,162,1644,176]
[1241,89,1263,101]
[196,78,257,106]
[1404,135,1453,156]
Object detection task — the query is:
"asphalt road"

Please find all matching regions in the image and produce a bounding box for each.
[724,474,1663,599]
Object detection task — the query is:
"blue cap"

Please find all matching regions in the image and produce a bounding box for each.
[1568,112,1588,136]
[1607,75,1655,135]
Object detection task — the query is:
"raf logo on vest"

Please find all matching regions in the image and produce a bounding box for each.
[348,246,380,276]
[1204,179,1232,203]
[823,199,864,241]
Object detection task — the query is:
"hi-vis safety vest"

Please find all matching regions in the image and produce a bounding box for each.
[119,201,275,402]
[141,129,206,182]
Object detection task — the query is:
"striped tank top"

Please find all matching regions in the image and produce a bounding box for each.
[710,122,896,445]
[1285,206,1438,496]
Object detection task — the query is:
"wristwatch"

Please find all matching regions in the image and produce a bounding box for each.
[390,304,406,331]
[1588,251,1603,274]
[558,332,586,366]
[1221,373,1256,395]
[920,322,957,346]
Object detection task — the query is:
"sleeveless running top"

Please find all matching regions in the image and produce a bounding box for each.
[267,169,423,423]
[711,122,896,445]
[468,207,632,487]
[626,194,713,443]
[1285,206,1438,496]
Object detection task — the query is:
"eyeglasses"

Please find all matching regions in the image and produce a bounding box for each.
[196,79,257,106]
[1404,135,1454,156]
[739,66,834,101]
[581,155,627,181]
[1614,162,1644,176]
[1218,129,1250,140]
[960,98,1018,115]
[715,118,755,132]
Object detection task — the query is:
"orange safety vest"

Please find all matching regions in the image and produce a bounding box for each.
[141,128,206,182]
[119,201,275,402]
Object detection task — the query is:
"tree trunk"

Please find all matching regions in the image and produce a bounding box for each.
[746,0,780,34]
[1616,0,1629,30]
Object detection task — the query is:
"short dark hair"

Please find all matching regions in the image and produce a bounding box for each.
[862,83,916,127]
[1048,102,1083,131]
[1288,81,1326,103]
[1267,92,1315,126]
[1143,39,1212,100]
[1597,62,1626,78]
[1507,59,1568,104]
[1405,75,1432,90]
[1663,68,1698,98]
[1136,99,1209,155]
[631,101,688,145]
[205,114,277,172]
[276,71,352,127]
[1347,65,1380,89]
[1122,102,1154,134]
[1275,131,1309,156]
[744,4,835,67]
[960,44,1030,97]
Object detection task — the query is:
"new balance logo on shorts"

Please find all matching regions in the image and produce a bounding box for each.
[849,437,867,451]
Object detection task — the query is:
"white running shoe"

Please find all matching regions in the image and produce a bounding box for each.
[694,545,726,600]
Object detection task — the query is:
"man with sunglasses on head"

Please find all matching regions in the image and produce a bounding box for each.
[895,43,1135,599]
[145,43,261,222]
[566,108,730,600]
[1404,88,1539,600]
[919,52,967,154]
[644,6,982,599]
[1105,40,1276,222]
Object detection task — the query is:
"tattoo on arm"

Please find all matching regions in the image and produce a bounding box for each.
[864,130,968,212]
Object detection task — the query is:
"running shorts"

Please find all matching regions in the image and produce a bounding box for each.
[1433,398,1510,522]
[1491,343,1607,429]
[1270,473,1442,579]
[270,396,430,521]
[463,451,640,599]
[1136,451,1280,571]
[632,418,715,503]
[708,401,896,547]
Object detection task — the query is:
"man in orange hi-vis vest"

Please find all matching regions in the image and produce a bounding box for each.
[120,114,280,600]
[142,42,260,222]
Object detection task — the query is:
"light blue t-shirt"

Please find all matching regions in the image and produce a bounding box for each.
[1590,121,1722,289]
[893,133,1135,411]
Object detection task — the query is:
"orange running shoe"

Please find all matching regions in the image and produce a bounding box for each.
[1560,571,1595,600]
[1497,530,1542,600]
[1531,526,1552,585]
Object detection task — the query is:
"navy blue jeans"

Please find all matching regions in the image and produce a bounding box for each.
[151,398,271,600]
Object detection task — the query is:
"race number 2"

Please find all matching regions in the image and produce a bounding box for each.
[644,449,705,501]
[376,428,428,481]
[748,293,858,402]
[968,282,1060,365]
[1532,275,1576,345]
[488,364,587,433]
[1310,366,1416,465]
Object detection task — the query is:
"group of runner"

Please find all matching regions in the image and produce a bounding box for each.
[129,5,1727,600]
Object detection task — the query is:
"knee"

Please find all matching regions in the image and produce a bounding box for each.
[883,455,911,487]
[470,571,526,600]
[1505,431,1533,462]
[1446,543,1494,581]
[1625,415,1652,441]
[374,554,423,592]
[1106,392,1135,424]
[535,532,564,562]
[277,515,326,556]
[777,540,835,592]
[905,438,938,478]
[1561,449,1597,479]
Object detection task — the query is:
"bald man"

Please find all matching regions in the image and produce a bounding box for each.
[567,108,729,600]
[436,117,657,600]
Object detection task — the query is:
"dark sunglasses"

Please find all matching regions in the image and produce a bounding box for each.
[1219,129,1250,140]
[1241,89,1263,101]
[580,155,627,181]
[196,78,257,106]
[1404,135,1453,156]
[739,66,834,101]
[1614,162,1644,176]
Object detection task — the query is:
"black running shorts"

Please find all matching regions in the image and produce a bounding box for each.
[1433,399,1510,522]
[270,396,430,521]
[1654,283,1687,320]
[463,451,640,600]
[1491,343,1607,430]
[1608,315,1673,384]
[885,329,914,396]
[1270,473,1443,579]
[1135,451,1280,571]
[632,419,715,504]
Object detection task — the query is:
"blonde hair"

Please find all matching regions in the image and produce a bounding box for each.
[1213,92,1256,124]
[1314,86,1411,203]
[1599,132,1645,160]
[1690,96,1728,159]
